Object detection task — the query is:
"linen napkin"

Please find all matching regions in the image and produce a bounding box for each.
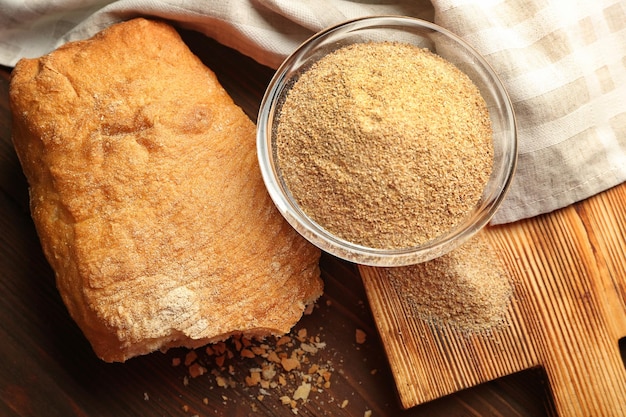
[434,0,626,223]
[1,0,624,224]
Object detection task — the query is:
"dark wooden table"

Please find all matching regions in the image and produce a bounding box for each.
[2,28,617,417]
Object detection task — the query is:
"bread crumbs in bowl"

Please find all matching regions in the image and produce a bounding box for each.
[257,16,517,267]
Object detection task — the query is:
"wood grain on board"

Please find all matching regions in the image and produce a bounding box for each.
[360,183,626,416]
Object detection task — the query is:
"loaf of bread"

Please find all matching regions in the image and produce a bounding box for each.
[9,18,322,362]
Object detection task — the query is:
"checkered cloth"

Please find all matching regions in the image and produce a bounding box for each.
[1,0,625,224]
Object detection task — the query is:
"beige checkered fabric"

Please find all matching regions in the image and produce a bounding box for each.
[434,0,626,223]
[1,0,624,224]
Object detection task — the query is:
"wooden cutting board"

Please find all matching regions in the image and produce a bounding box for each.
[359,182,626,416]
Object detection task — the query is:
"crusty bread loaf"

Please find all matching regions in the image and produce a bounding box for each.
[9,18,322,362]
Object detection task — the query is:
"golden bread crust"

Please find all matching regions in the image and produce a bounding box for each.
[9,18,322,362]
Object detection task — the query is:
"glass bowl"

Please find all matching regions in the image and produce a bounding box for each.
[257,16,517,266]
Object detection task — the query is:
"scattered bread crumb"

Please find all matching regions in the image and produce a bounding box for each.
[281,357,301,372]
[240,348,255,358]
[293,382,311,401]
[215,376,228,388]
[245,370,262,387]
[184,350,198,366]
[188,363,207,378]
[176,327,335,413]
[355,329,367,344]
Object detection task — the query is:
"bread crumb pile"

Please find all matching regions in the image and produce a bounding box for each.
[384,232,512,332]
[276,41,493,249]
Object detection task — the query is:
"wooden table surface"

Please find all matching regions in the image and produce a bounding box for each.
[0,28,622,417]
